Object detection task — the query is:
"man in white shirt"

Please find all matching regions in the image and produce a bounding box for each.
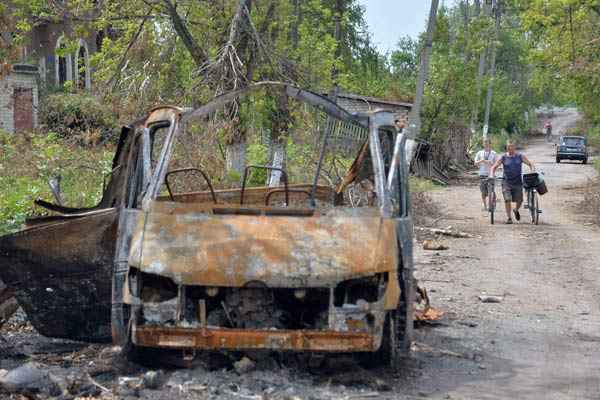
[474,139,498,211]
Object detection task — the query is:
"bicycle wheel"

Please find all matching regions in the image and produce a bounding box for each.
[528,190,536,223]
[489,192,495,225]
[533,192,540,225]
[528,191,536,224]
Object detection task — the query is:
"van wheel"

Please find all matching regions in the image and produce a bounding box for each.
[356,311,401,370]
[583,158,588,164]
[120,310,144,363]
[556,157,560,163]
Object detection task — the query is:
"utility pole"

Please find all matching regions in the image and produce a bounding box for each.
[407,0,439,164]
[469,0,491,136]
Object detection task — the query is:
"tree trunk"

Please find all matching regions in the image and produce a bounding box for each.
[268,88,291,186]
[330,0,345,99]
[482,0,501,140]
[162,0,208,67]
[407,0,439,164]
[226,140,247,175]
[223,0,253,176]
[268,140,286,186]
[461,0,470,61]
[267,6,291,187]
[290,0,301,49]
[469,0,490,136]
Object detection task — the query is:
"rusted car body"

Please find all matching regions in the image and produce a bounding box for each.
[0,82,414,366]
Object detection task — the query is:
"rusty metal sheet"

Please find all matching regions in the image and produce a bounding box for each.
[144,106,183,127]
[133,326,376,352]
[0,209,118,342]
[128,202,398,288]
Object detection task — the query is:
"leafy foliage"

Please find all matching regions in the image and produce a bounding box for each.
[0,131,113,234]
[40,94,117,144]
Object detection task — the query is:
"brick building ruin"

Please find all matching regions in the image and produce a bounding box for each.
[1,17,101,133]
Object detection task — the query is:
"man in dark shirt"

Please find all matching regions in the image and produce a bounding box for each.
[490,141,535,224]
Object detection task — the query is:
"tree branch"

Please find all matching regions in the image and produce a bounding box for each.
[162,0,208,67]
[107,10,151,89]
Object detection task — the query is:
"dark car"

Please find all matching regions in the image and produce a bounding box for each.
[556,135,588,164]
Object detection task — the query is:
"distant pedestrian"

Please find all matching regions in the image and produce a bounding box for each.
[544,120,552,141]
[490,140,536,224]
[474,139,498,211]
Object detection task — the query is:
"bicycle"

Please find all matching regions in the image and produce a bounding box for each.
[523,172,543,225]
[486,177,499,225]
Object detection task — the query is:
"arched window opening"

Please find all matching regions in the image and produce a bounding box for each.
[58,53,67,85]
[55,36,72,87]
[74,39,91,90]
[77,46,86,89]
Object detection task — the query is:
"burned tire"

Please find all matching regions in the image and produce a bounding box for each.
[356,312,399,369]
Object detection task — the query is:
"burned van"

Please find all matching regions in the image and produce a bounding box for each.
[0,82,414,368]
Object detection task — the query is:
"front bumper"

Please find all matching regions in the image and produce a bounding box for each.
[133,325,376,352]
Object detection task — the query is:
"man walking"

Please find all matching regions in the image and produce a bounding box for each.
[490,141,535,224]
[474,139,498,211]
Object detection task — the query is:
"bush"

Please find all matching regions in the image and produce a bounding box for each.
[469,130,523,157]
[40,93,117,145]
[587,125,600,151]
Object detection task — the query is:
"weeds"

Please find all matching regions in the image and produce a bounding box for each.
[0,131,113,235]
[583,178,600,226]
[40,93,117,145]
[410,176,441,193]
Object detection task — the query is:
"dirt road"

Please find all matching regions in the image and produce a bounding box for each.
[412,131,600,399]
[538,107,581,140]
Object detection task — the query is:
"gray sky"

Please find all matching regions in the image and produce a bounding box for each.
[357,0,433,54]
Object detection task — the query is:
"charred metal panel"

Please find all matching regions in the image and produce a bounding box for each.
[112,208,143,345]
[396,217,415,351]
[128,202,398,288]
[0,209,118,341]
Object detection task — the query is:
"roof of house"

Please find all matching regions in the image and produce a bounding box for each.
[336,92,413,109]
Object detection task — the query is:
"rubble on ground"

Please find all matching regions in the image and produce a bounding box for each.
[423,240,449,251]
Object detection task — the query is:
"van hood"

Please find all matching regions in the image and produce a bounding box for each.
[129,203,397,288]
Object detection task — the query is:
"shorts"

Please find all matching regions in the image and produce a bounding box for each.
[479,177,490,196]
[502,181,523,203]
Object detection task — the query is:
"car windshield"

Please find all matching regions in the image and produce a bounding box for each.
[562,137,585,146]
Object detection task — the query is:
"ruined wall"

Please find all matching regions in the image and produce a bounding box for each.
[0,65,39,133]
[27,22,99,92]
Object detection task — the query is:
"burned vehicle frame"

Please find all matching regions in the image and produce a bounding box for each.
[0,82,414,368]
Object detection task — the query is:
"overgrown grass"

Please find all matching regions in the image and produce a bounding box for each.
[587,125,600,152]
[410,176,442,193]
[594,158,600,173]
[0,131,114,235]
